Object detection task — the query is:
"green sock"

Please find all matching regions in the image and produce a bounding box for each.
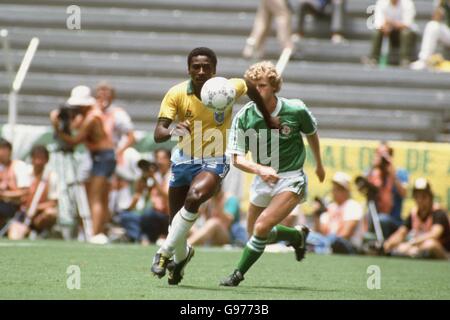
[267,225,301,245]
[237,235,266,275]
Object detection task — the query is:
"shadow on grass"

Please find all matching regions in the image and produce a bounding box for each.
[245,285,339,293]
[171,285,226,292]
[165,284,339,293]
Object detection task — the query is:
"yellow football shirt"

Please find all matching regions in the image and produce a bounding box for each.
[158,78,247,160]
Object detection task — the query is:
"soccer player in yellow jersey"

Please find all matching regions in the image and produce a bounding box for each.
[151,47,277,285]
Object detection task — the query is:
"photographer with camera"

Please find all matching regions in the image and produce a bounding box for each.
[365,142,408,239]
[117,149,171,244]
[50,85,116,244]
[139,149,171,244]
[308,172,364,254]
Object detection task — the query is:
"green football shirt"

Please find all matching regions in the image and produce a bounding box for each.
[227,97,317,173]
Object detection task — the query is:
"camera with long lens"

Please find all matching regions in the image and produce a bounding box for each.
[137,159,158,174]
[354,175,379,201]
[55,103,79,153]
[313,196,327,216]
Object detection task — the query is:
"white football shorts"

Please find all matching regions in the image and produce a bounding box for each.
[250,169,308,208]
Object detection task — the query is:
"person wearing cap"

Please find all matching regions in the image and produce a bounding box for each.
[50,85,116,243]
[308,172,364,254]
[383,178,450,259]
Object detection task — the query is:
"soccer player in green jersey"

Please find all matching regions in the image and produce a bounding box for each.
[150,48,278,286]
[220,61,326,286]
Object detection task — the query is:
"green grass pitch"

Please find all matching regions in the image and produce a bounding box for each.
[1,240,449,300]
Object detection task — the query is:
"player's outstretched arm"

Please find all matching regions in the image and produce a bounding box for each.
[154,118,173,143]
[305,132,325,182]
[245,79,280,130]
[154,118,191,143]
[231,154,279,185]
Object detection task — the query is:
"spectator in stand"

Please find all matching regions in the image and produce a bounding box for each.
[366,141,408,239]
[0,138,30,232]
[8,145,58,240]
[188,186,247,247]
[50,85,116,244]
[242,0,295,59]
[383,178,450,259]
[140,149,171,244]
[94,81,136,165]
[365,0,417,67]
[295,0,347,44]
[307,172,364,254]
[118,149,171,244]
[411,0,450,70]
[94,82,136,242]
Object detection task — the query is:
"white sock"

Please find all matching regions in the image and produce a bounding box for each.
[174,239,189,264]
[157,224,172,256]
[160,207,198,258]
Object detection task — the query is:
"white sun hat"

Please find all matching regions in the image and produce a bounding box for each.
[332,171,351,191]
[66,85,96,107]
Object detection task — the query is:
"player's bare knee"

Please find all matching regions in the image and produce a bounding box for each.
[253,221,271,238]
[185,188,208,211]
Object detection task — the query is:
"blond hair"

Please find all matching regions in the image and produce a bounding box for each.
[244,61,282,93]
[95,81,116,99]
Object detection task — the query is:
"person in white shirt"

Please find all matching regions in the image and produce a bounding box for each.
[8,145,59,240]
[367,0,417,66]
[410,0,450,70]
[308,172,364,254]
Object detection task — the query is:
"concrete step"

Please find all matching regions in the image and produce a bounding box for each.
[4,26,421,65]
[2,49,449,90]
[1,72,449,114]
[0,4,431,39]
[0,0,435,19]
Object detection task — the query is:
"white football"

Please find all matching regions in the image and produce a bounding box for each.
[200,77,236,112]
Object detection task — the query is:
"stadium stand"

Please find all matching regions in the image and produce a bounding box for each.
[0,0,449,142]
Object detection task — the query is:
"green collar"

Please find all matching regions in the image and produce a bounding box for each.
[187,80,195,95]
[254,96,282,118]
